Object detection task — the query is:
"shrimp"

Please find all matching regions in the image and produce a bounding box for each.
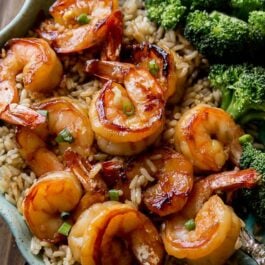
[0,38,63,128]
[86,60,165,155]
[16,97,94,177]
[163,195,242,265]
[123,43,187,100]
[39,0,122,56]
[64,150,107,220]
[68,201,164,265]
[161,168,258,264]
[175,104,244,172]
[143,148,193,216]
[22,171,82,243]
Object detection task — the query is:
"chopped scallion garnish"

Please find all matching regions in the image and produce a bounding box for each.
[55,128,74,143]
[58,222,72,236]
[109,189,120,201]
[184,219,196,231]
[148,59,160,76]
[122,101,135,116]
[76,13,91,25]
[60,211,70,220]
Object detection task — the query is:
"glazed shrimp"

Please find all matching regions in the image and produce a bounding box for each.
[86,60,165,155]
[0,38,63,127]
[163,195,242,265]
[39,0,122,56]
[69,201,164,265]
[175,104,244,172]
[23,171,82,243]
[162,168,258,264]
[123,43,187,100]
[16,97,94,177]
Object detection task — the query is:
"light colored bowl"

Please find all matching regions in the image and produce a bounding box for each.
[0,194,43,265]
[0,0,54,47]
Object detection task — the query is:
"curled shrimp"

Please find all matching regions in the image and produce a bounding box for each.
[163,195,242,265]
[86,60,165,155]
[39,0,122,56]
[23,171,82,243]
[16,97,94,177]
[143,148,193,216]
[175,104,243,172]
[123,43,186,100]
[68,201,164,265]
[162,168,258,264]
[0,38,63,127]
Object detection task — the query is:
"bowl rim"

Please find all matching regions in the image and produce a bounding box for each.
[0,0,37,37]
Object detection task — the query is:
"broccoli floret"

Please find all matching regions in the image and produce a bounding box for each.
[209,64,265,123]
[184,11,249,62]
[182,0,229,11]
[248,11,265,63]
[231,0,265,20]
[238,135,265,225]
[146,0,186,29]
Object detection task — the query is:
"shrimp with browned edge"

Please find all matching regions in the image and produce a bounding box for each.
[86,60,165,155]
[39,0,122,57]
[64,150,107,221]
[22,171,82,243]
[0,38,63,128]
[69,201,164,265]
[162,168,258,265]
[175,104,244,172]
[16,97,94,177]
[101,148,193,216]
[123,43,186,101]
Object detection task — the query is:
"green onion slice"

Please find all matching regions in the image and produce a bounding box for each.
[58,222,72,236]
[55,128,74,143]
[148,59,160,76]
[76,13,91,25]
[122,101,135,116]
[184,219,196,231]
[109,189,120,201]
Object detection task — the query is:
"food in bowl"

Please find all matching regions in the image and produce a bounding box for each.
[0,0,265,264]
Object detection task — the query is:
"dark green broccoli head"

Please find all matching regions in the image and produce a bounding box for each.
[146,0,186,29]
[231,0,265,20]
[248,11,265,40]
[239,136,265,225]
[209,64,265,123]
[184,11,249,62]
[182,0,229,11]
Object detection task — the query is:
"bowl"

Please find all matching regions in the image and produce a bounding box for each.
[0,0,54,47]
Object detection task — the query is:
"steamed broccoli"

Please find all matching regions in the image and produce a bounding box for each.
[248,11,265,63]
[146,0,186,29]
[184,11,249,62]
[209,64,265,124]
[238,135,265,225]
[231,0,265,20]
[182,0,229,11]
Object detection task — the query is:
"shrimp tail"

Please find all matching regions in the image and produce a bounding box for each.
[100,10,123,61]
[1,103,46,128]
[64,149,107,195]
